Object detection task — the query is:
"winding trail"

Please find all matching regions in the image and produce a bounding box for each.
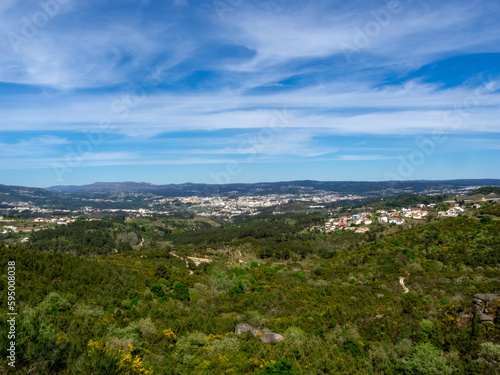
[170,252,211,275]
[170,252,193,274]
[399,277,409,294]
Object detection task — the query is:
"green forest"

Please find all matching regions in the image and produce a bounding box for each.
[1,203,500,374]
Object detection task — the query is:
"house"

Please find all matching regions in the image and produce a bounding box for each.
[34,217,45,222]
[378,216,388,223]
[389,218,405,225]
[472,204,482,209]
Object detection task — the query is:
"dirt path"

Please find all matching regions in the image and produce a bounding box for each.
[188,257,212,267]
[170,252,212,275]
[170,252,191,274]
[399,277,409,294]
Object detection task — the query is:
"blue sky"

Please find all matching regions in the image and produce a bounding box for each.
[1,0,499,187]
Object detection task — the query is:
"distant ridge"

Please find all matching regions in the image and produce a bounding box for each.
[45,179,500,196]
[49,181,157,193]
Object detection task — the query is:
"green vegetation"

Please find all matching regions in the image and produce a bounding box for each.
[361,194,447,210]
[469,186,500,195]
[28,217,143,255]
[1,205,500,374]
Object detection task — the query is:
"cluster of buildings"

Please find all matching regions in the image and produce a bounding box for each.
[1,225,18,234]
[438,205,466,217]
[179,195,284,217]
[323,213,374,231]
[33,217,76,225]
[376,205,431,224]
[0,200,57,214]
[174,192,364,217]
[313,203,439,232]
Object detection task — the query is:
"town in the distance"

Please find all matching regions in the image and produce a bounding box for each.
[2,179,499,241]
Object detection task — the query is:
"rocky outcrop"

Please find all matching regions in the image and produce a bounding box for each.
[259,333,285,345]
[234,323,261,337]
[473,294,500,323]
[458,312,473,328]
[235,324,284,345]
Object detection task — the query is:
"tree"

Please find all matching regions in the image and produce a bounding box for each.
[401,342,453,375]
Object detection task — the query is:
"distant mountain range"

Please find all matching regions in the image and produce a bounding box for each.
[1,180,500,205]
[47,179,500,196]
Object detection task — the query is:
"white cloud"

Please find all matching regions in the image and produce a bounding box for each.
[2,78,499,136]
[333,154,390,161]
[0,136,70,157]
[0,0,499,174]
[222,1,500,74]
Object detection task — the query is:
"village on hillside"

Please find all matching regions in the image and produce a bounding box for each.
[311,193,500,233]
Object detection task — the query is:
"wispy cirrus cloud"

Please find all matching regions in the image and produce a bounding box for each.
[0,0,499,184]
[2,79,499,135]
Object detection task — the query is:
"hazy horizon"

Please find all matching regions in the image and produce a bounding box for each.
[3,177,500,190]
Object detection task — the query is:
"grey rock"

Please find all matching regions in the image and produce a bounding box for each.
[235,324,261,337]
[251,328,262,337]
[259,333,285,345]
[235,323,253,335]
[377,294,384,298]
[458,313,472,327]
[474,294,500,302]
[478,313,495,322]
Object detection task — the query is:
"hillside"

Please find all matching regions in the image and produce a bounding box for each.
[47,179,500,196]
[469,186,500,196]
[1,205,500,374]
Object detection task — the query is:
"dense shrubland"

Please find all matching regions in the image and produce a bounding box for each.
[1,206,500,374]
[28,217,144,255]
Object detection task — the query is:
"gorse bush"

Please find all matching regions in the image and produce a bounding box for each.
[255,359,295,375]
[401,342,454,375]
[1,213,500,373]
